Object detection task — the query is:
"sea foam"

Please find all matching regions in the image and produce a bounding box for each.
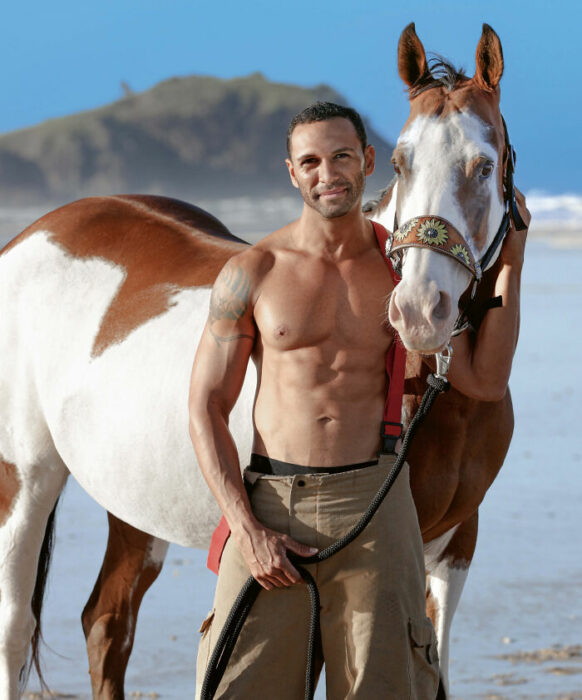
[526,191,582,231]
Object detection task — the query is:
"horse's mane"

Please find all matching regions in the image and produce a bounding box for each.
[410,54,468,97]
[362,180,395,214]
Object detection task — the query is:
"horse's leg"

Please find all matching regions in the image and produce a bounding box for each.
[0,457,67,699]
[424,511,478,698]
[81,512,169,700]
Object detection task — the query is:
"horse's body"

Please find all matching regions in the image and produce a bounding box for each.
[0,24,520,700]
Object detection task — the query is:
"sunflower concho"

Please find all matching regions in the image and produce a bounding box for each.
[417,218,448,246]
[390,215,481,279]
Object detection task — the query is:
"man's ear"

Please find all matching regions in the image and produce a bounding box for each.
[365,145,375,176]
[285,158,299,189]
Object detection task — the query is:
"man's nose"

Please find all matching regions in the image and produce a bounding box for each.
[318,158,338,184]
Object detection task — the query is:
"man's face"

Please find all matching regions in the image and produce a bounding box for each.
[286,118,375,219]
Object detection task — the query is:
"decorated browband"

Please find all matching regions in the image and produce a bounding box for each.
[389,215,482,280]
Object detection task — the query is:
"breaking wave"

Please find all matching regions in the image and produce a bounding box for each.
[526,191,582,231]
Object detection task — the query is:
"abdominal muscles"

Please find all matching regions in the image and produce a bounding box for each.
[252,345,387,467]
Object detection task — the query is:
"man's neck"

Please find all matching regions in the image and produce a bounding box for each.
[292,205,374,260]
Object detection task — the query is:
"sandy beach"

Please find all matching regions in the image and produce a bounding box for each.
[1,198,579,699]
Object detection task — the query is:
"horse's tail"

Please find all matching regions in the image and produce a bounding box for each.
[21,496,60,691]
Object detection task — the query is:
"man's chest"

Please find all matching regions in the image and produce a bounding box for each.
[254,257,395,352]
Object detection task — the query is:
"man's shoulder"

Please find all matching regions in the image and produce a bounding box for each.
[214,227,292,306]
[220,238,277,282]
[253,221,297,253]
[235,223,299,273]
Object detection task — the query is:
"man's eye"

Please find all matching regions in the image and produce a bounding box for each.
[335,153,349,159]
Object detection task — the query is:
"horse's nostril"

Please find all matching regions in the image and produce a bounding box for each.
[432,292,451,321]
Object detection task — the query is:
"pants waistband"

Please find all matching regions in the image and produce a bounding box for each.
[249,453,379,477]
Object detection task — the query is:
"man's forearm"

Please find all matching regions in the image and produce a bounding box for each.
[466,262,522,399]
[189,404,258,534]
[190,404,316,589]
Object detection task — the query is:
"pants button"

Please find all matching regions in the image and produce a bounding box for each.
[297,479,306,487]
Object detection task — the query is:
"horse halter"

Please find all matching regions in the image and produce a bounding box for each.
[387,116,527,333]
[389,215,482,280]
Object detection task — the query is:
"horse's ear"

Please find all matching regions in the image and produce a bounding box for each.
[398,23,428,88]
[474,23,504,90]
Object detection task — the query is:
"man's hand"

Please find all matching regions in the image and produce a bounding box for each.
[499,187,530,267]
[233,522,318,591]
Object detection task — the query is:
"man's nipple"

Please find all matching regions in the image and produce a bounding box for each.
[274,324,288,338]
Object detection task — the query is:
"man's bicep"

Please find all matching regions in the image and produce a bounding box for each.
[190,259,257,414]
[190,322,254,415]
[207,259,256,346]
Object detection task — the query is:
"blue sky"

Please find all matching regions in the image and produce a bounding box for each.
[2,0,579,194]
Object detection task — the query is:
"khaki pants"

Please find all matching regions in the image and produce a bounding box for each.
[196,456,439,699]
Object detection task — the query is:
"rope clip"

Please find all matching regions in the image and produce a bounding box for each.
[435,344,453,381]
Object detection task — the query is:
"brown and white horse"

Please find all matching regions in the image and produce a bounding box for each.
[0,24,519,699]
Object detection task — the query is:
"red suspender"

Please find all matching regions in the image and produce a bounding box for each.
[207,222,406,574]
[207,514,230,575]
[371,222,406,454]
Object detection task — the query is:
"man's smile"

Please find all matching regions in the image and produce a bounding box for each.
[317,186,349,200]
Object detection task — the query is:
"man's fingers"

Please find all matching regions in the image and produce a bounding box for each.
[513,186,531,228]
[246,530,316,589]
[254,557,304,587]
[514,186,525,205]
[281,561,303,585]
[284,537,318,558]
[257,570,296,589]
[257,576,274,591]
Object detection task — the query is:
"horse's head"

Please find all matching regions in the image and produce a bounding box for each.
[375,23,512,353]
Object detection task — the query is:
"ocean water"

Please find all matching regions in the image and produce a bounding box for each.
[2,196,579,700]
[2,190,581,244]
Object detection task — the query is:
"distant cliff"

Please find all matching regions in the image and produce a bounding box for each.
[0,72,394,206]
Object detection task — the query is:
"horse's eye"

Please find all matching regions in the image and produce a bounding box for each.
[480,162,494,179]
[391,160,401,175]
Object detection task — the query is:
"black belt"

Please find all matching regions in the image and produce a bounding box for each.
[249,453,379,476]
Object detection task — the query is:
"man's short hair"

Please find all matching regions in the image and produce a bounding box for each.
[286,102,368,157]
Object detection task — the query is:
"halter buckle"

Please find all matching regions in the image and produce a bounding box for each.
[435,345,453,381]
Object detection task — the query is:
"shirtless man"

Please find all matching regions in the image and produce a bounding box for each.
[189,102,527,699]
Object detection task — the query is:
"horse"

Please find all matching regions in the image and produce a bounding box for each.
[0,23,521,700]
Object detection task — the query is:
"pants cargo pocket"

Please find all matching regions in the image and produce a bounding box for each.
[408,616,440,699]
[195,609,215,699]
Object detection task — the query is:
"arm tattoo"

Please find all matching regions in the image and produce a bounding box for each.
[209,264,255,346]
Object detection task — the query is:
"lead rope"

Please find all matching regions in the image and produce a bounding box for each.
[200,352,452,700]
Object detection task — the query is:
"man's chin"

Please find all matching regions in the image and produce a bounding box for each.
[310,198,356,219]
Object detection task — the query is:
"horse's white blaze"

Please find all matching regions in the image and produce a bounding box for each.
[424,526,470,692]
[397,112,500,241]
[386,111,505,350]
[0,232,256,549]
